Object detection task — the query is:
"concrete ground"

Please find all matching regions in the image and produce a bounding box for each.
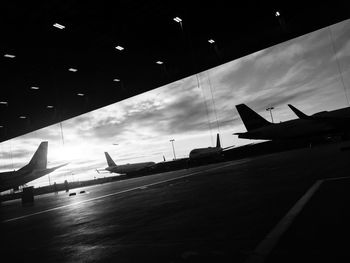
[266,177,350,263]
[1,141,350,263]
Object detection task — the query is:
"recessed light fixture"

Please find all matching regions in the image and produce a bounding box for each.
[115,46,124,51]
[156,61,164,65]
[19,116,26,119]
[30,86,40,90]
[53,23,65,29]
[173,17,182,23]
[0,101,8,105]
[47,105,54,109]
[77,93,84,96]
[275,11,280,17]
[68,68,78,72]
[4,54,16,58]
[208,39,215,44]
[0,125,3,128]
[113,78,120,82]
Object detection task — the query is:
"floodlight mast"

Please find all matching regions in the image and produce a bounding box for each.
[170,139,176,160]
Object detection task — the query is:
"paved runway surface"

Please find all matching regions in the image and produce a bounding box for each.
[266,177,350,263]
[1,141,350,262]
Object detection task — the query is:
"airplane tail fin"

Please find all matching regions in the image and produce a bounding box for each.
[288,104,311,119]
[235,104,272,131]
[216,133,221,148]
[104,152,117,167]
[27,141,48,169]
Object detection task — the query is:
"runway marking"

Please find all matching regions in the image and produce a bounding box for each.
[2,161,241,223]
[245,179,324,263]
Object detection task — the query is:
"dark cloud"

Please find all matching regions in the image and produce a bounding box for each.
[75,86,217,141]
[210,26,345,122]
[217,115,241,130]
[248,88,319,114]
[217,27,332,98]
[165,94,212,134]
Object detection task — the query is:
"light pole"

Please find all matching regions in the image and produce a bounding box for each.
[170,139,176,160]
[266,107,275,123]
[208,38,221,64]
[275,10,287,33]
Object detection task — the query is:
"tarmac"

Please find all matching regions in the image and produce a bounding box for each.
[1,141,350,262]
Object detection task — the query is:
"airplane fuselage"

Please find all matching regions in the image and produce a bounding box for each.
[189,147,223,160]
[0,142,67,193]
[237,119,335,140]
[311,107,350,118]
[106,162,155,174]
[0,167,58,192]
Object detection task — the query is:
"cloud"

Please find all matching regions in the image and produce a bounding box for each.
[254,43,305,69]
[56,74,216,143]
[0,150,29,160]
[334,39,350,59]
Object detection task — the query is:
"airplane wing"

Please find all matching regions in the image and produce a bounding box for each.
[222,145,235,151]
[29,163,69,181]
[0,163,68,192]
[95,169,110,174]
[45,163,69,173]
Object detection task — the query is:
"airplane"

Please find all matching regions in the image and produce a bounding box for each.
[288,104,350,138]
[189,133,235,163]
[0,141,68,193]
[234,104,335,141]
[100,152,156,175]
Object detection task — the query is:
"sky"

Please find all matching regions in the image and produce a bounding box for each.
[1,18,350,189]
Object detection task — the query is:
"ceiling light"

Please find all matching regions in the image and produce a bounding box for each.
[113,78,120,82]
[4,54,15,58]
[156,61,164,65]
[77,93,84,96]
[173,17,182,23]
[53,23,65,29]
[208,39,215,44]
[115,46,124,51]
[47,105,54,109]
[275,11,280,17]
[0,125,3,128]
[0,101,8,105]
[30,86,40,90]
[19,116,26,119]
[68,68,78,72]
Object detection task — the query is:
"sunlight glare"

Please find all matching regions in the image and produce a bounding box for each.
[49,144,87,162]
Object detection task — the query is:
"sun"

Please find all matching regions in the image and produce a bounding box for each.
[48,144,87,163]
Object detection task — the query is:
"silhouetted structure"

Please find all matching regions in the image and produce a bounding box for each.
[21,186,34,205]
[64,180,69,192]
